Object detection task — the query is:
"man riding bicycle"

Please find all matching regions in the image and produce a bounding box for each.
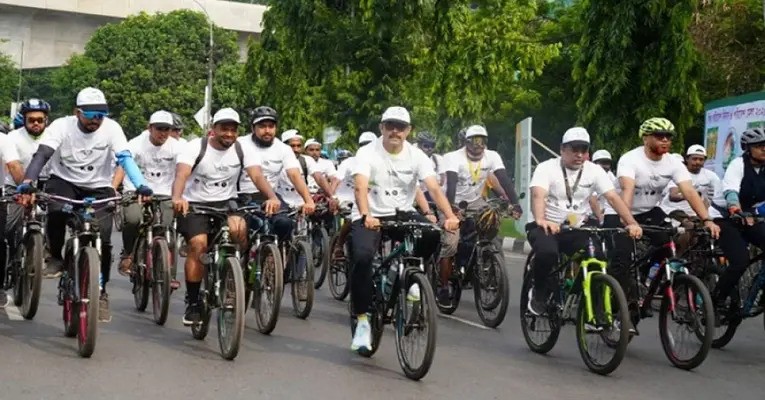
[349,106,460,352]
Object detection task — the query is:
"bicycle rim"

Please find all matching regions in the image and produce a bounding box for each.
[312,226,329,289]
[77,247,100,358]
[62,245,77,338]
[519,256,561,354]
[217,257,245,360]
[253,242,283,334]
[132,240,149,311]
[473,251,509,328]
[21,232,44,320]
[659,274,713,370]
[328,234,349,301]
[291,240,314,319]
[151,238,172,325]
[394,272,437,381]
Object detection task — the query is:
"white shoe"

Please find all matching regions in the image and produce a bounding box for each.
[351,319,372,352]
[406,284,421,302]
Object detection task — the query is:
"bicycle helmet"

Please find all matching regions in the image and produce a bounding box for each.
[0,120,9,134]
[416,131,436,145]
[170,112,185,129]
[475,206,501,239]
[336,149,352,161]
[19,98,51,115]
[741,127,765,147]
[12,112,23,129]
[251,106,278,125]
[638,117,675,138]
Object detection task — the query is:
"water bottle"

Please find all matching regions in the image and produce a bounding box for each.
[645,263,661,287]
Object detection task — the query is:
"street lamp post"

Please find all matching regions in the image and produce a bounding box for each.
[191,0,214,132]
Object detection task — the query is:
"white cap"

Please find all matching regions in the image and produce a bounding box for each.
[281,129,303,143]
[304,138,321,148]
[381,106,411,125]
[686,144,707,157]
[149,110,174,127]
[561,127,590,145]
[212,108,240,125]
[592,149,612,162]
[359,131,377,144]
[76,87,108,110]
[670,153,684,163]
[465,125,488,138]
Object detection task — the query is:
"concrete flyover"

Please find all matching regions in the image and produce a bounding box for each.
[0,0,266,69]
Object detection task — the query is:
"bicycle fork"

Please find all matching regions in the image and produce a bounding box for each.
[581,259,612,325]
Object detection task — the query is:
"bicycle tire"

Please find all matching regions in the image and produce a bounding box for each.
[62,241,77,338]
[659,274,714,370]
[217,256,246,360]
[520,254,561,354]
[576,273,630,375]
[312,226,330,289]
[328,233,350,301]
[394,271,438,381]
[20,231,44,319]
[191,268,212,340]
[114,205,123,232]
[132,240,149,311]
[291,240,314,319]
[253,242,283,334]
[151,238,172,326]
[76,247,100,358]
[473,250,509,328]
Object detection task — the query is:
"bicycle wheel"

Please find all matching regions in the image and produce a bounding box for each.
[290,240,314,319]
[19,231,44,319]
[62,242,77,338]
[132,240,149,311]
[151,238,172,326]
[350,301,384,358]
[114,206,123,232]
[312,225,330,289]
[252,242,283,334]
[217,256,246,360]
[191,269,212,340]
[659,274,714,370]
[520,254,561,354]
[76,247,100,358]
[473,250,509,328]
[328,233,350,301]
[576,273,630,375]
[395,271,437,381]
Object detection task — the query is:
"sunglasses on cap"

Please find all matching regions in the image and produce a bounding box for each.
[78,109,109,120]
[467,136,487,146]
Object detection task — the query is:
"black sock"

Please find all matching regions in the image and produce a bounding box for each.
[187,281,201,304]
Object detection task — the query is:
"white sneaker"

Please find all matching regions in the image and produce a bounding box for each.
[406,284,421,303]
[351,319,372,352]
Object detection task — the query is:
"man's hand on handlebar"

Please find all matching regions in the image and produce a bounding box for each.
[15,182,36,207]
[172,197,189,216]
[625,223,643,239]
[264,197,281,216]
[302,200,316,216]
[704,219,720,238]
[509,203,523,220]
[364,215,381,230]
[536,220,560,235]
[443,215,460,232]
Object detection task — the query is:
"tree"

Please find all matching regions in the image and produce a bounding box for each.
[0,49,18,115]
[573,0,702,152]
[53,10,241,137]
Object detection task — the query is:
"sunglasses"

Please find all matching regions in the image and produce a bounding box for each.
[78,109,109,120]
[154,126,172,132]
[420,143,435,150]
[467,136,487,146]
[26,117,46,125]
[383,121,409,132]
[567,144,590,153]
[650,131,674,141]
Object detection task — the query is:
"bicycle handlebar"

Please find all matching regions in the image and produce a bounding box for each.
[38,193,122,207]
[379,220,442,233]
[560,226,627,234]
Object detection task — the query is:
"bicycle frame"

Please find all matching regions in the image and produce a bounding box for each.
[631,228,691,315]
[741,252,765,316]
[558,235,612,325]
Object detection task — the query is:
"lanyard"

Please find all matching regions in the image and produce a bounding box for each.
[561,162,583,209]
[468,159,482,184]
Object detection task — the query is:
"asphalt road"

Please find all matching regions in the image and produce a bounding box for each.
[1,233,764,400]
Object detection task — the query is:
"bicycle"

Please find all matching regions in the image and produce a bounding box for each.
[3,196,44,320]
[432,198,510,328]
[37,193,121,358]
[349,218,440,381]
[308,196,331,289]
[328,203,352,301]
[186,204,247,360]
[626,224,714,370]
[123,194,176,325]
[521,226,631,375]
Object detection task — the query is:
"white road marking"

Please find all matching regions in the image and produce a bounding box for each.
[438,313,492,330]
[4,294,23,320]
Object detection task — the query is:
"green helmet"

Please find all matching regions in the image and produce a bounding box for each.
[638,117,675,138]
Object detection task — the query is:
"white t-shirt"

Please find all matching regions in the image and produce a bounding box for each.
[277,154,318,206]
[0,132,21,188]
[5,127,50,186]
[178,138,259,202]
[334,157,356,204]
[530,158,614,225]
[307,157,336,193]
[42,116,130,189]
[420,153,445,194]
[351,138,436,220]
[237,135,300,194]
[443,148,505,203]
[606,146,692,215]
[660,168,720,216]
[122,134,184,195]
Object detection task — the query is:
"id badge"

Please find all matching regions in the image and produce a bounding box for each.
[566,213,579,227]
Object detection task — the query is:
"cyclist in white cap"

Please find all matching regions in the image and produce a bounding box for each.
[304,138,338,194]
[661,144,720,216]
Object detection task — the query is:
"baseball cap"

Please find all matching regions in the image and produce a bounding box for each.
[592,149,612,162]
[465,125,488,138]
[281,129,303,143]
[76,87,108,112]
[561,127,590,145]
[304,138,321,148]
[149,110,174,127]
[381,106,411,125]
[212,108,240,125]
[686,144,707,157]
[359,131,377,144]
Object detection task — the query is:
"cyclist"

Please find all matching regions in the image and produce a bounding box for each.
[170,112,187,144]
[437,125,523,304]
[236,107,316,243]
[349,106,460,352]
[16,87,154,322]
[588,149,616,223]
[526,128,642,315]
[172,108,280,325]
[114,110,184,282]
[415,131,444,201]
[711,127,765,310]
[304,138,338,194]
[275,129,332,210]
[660,145,719,216]
[603,117,719,326]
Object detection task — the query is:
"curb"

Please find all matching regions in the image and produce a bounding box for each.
[502,237,531,254]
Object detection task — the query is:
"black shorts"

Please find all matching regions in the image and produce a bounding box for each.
[178,200,233,240]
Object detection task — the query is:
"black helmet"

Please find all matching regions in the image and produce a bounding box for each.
[20,98,51,115]
[170,112,185,129]
[251,106,278,125]
[0,120,10,134]
[336,149,352,162]
[416,131,436,145]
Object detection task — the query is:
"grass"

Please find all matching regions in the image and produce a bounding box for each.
[499,218,525,239]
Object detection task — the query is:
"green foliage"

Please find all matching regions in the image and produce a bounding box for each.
[0,50,18,114]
